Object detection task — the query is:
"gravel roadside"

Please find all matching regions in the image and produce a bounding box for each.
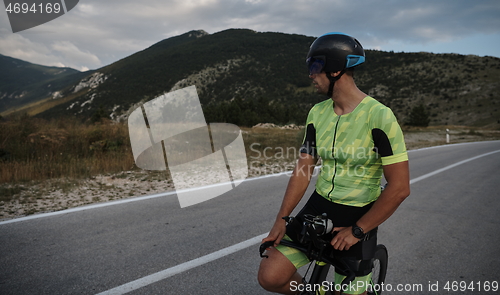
[1,127,499,221]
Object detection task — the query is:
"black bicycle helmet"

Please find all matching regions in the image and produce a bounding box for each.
[306,32,365,96]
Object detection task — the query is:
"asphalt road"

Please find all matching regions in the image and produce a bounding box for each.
[1,141,499,295]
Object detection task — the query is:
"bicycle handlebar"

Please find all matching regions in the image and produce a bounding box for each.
[259,213,356,288]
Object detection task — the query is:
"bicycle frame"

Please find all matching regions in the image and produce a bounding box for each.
[259,213,387,295]
[261,240,355,291]
[259,214,357,291]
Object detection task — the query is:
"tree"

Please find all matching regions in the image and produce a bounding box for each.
[407,104,430,127]
[90,105,109,124]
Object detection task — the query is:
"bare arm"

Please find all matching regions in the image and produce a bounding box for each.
[262,153,317,247]
[357,160,410,230]
[331,160,410,250]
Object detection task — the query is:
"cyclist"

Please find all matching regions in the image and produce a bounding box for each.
[258,33,410,295]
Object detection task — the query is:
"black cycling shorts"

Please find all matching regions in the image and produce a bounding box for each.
[284,191,378,276]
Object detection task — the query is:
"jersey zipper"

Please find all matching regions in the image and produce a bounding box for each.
[327,115,341,199]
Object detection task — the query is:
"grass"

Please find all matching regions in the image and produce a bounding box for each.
[241,125,305,175]
[0,117,304,206]
[0,89,89,118]
[0,116,134,183]
[2,116,498,186]
[0,116,303,218]
[0,186,26,202]
[242,126,304,160]
[1,116,500,219]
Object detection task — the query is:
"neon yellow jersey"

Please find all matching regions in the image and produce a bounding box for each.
[300,96,408,207]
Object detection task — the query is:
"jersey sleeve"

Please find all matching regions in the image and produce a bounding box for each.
[299,108,317,157]
[371,107,408,166]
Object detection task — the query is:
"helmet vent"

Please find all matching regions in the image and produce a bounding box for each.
[346,55,365,68]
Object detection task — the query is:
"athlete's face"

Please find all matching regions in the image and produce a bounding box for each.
[309,72,330,95]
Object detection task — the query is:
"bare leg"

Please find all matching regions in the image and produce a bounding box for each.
[334,286,368,295]
[258,247,302,295]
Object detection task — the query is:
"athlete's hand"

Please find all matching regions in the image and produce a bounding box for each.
[262,218,287,248]
[330,226,359,251]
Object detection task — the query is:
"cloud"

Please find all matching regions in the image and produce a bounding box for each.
[0,33,100,71]
[51,41,101,71]
[0,34,63,66]
[353,0,500,44]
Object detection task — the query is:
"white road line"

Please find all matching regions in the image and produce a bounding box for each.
[0,171,292,226]
[409,149,500,184]
[95,147,500,295]
[0,169,292,226]
[95,233,269,295]
[0,191,177,225]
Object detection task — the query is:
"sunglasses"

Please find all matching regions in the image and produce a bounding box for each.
[306,56,326,75]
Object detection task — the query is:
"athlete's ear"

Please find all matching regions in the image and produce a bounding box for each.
[329,71,342,78]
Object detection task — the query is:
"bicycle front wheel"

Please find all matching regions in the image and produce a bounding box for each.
[368,244,388,295]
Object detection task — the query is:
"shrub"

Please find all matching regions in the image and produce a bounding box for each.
[407,104,431,127]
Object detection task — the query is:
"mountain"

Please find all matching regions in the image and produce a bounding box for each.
[355,50,500,127]
[1,29,499,127]
[0,54,87,114]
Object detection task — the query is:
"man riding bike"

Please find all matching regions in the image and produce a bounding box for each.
[258,33,410,295]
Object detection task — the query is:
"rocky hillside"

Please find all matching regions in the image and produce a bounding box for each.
[0,53,85,113]
[356,51,500,127]
[1,29,499,127]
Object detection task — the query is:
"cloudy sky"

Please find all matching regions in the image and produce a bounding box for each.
[1,0,499,71]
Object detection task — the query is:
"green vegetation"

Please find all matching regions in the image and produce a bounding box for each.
[0,115,305,184]
[0,53,84,112]
[406,104,431,127]
[2,114,500,218]
[203,96,309,126]
[0,116,134,183]
[2,29,500,128]
[32,29,320,124]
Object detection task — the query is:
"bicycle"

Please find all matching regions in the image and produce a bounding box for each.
[259,213,388,295]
